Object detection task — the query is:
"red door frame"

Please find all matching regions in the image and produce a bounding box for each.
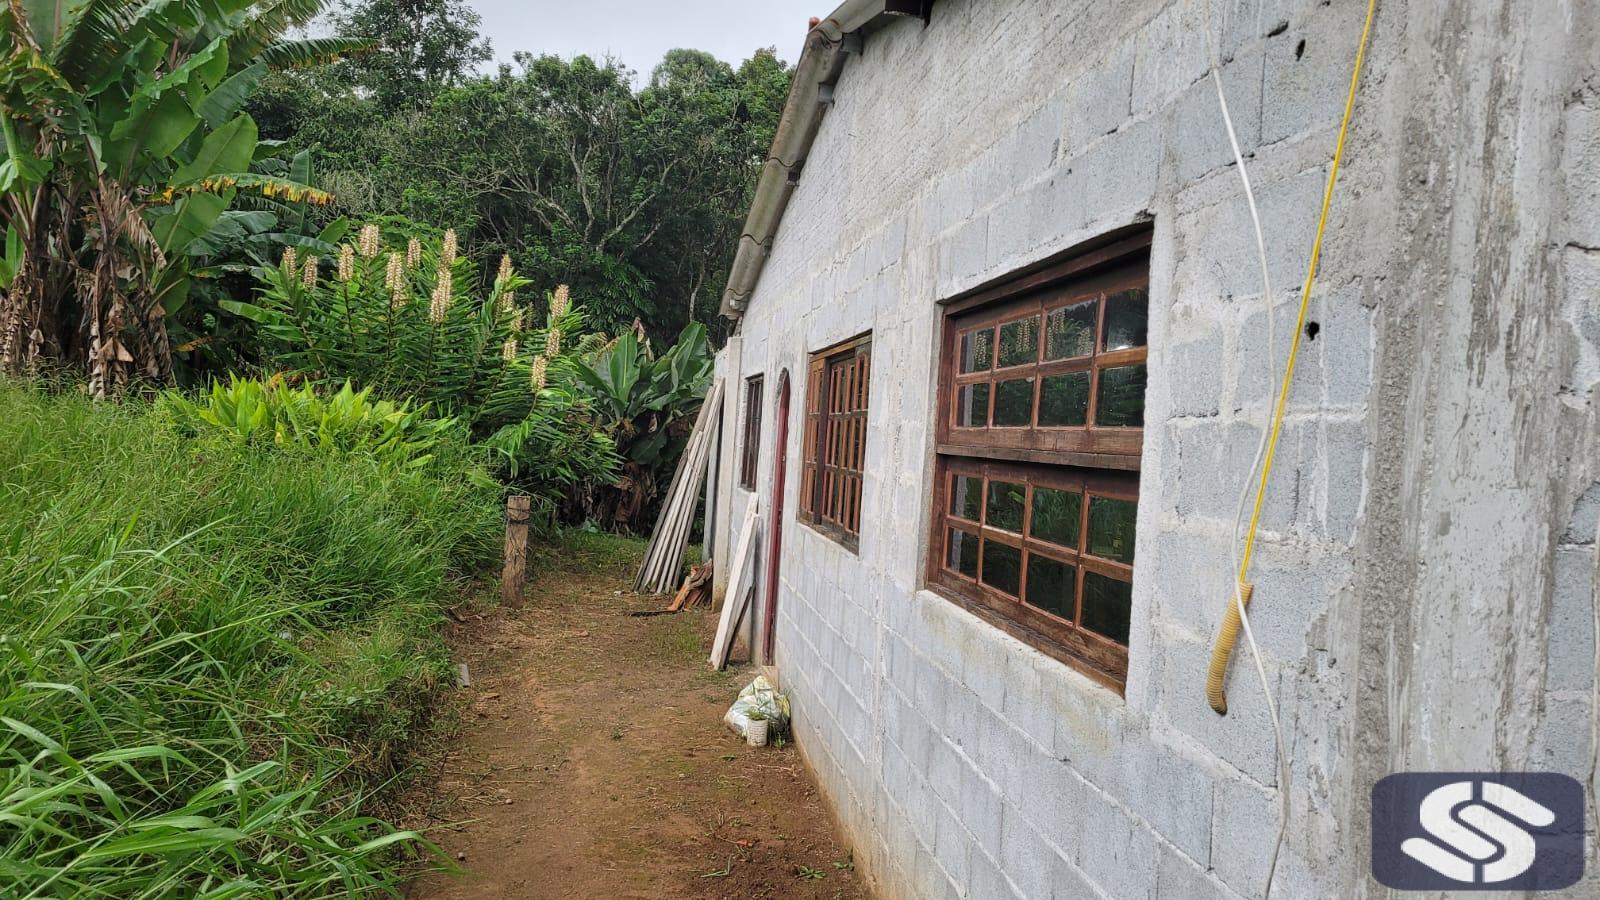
[761,370,791,663]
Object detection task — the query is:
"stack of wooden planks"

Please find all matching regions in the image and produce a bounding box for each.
[633,379,724,595]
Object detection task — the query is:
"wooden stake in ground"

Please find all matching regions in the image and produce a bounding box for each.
[502,494,531,607]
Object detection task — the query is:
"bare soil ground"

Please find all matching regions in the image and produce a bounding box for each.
[404,533,870,900]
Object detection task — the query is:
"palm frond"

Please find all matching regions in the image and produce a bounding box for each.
[256,36,373,70]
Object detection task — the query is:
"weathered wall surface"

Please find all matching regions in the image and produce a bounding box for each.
[717,0,1599,897]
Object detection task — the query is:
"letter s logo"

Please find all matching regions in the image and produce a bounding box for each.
[1400,780,1557,884]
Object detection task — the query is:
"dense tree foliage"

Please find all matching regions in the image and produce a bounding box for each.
[252,0,791,343]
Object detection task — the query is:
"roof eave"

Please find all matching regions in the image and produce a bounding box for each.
[719,0,890,319]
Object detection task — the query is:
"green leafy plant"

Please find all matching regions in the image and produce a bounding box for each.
[569,321,713,531]
[161,374,459,468]
[0,0,365,394]
[0,380,499,894]
[227,224,621,519]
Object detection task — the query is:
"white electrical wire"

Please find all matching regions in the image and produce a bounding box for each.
[1198,1,1294,896]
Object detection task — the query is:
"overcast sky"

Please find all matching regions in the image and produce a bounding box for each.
[466,1,825,76]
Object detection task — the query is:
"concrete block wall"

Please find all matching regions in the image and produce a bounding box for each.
[716,0,1600,897]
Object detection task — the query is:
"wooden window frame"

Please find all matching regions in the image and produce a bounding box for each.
[739,374,764,490]
[800,333,872,551]
[930,459,1137,686]
[927,230,1151,691]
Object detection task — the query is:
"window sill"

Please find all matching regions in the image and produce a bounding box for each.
[797,516,860,555]
[923,578,1127,696]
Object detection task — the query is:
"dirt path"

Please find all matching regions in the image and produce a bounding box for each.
[405,533,869,900]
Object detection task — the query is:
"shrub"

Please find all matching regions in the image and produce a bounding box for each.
[0,380,499,895]
[223,224,621,518]
[160,374,459,469]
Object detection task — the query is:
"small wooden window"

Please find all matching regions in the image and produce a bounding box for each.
[800,333,872,549]
[929,229,1150,689]
[739,375,763,490]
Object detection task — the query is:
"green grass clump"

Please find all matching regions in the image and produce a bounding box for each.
[0,381,500,896]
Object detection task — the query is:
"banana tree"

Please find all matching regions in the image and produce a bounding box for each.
[0,0,363,394]
[569,320,713,531]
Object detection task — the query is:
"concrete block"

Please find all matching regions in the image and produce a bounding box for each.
[1318,286,1374,408]
[1563,100,1600,245]
[961,640,1010,716]
[1320,418,1367,544]
[1157,630,1287,785]
[1001,653,1060,749]
[1242,541,1351,661]
[1563,481,1600,546]
[988,191,1041,274]
[1167,332,1225,417]
[1547,545,1598,693]
[911,844,965,900]
[1213,0,1298,64]
[1074,791,1160,900]
[1260,2,1370,145]
[1156,841,1240,900]
[1209,775,1277,896]
[1014,95,1067,176]
[938,214,991,292]
[1075,122,1161,223]
[1130,1,1210,115]
[999,806,1057,900]
[932,797,974,889]
[1027,170,1089,245]
[1532,691,1596,777]
[1118,740,1215,863]
[1049,845,1107,900]
[1168,47,1264,186]
[969,847,1024,900]
[959,770,1006,861]
[1171,166,1328,303]
[1062,41,1135,152]
[1167,420,1263,523]
[1234,296,1323,414]
[1139,527,1236,637]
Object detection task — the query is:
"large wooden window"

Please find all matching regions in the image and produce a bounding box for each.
[929,230,1150,689]
[800,334,872,549]
[739,375,763,490]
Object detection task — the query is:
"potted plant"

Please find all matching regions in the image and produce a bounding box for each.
[745,708,770,747]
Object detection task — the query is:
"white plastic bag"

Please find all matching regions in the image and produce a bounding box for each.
[723,675,790,740]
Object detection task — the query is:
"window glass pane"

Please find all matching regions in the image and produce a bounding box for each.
[955,382,990,428]
[1031,488,1082,548]
[1094,364,1146,427]
[960,328,994,373]
[1087,495,1137,563]
[1045,300,1097,360]
[993,378,1034,427]
[1101,288,1149,351]
[981,541,1021,596]
[986,480,1025,532]
[947,528,979,579]
[1025,555,1077,621]
[1081,572,1132,645]
[997,316,1040,368]
[950,475,983,521]
[1039,372,1090,427]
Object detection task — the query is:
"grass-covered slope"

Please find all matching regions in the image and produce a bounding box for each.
[0,382,499,896]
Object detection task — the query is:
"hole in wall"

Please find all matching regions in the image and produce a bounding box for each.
[1305,321,1321,341]
[1267,20,1289,37]
[1295,39,1307,59]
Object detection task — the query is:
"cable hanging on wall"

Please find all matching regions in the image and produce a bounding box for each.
[1197,0,1380,895]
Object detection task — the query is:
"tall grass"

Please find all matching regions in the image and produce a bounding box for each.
[0,382,500,896]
